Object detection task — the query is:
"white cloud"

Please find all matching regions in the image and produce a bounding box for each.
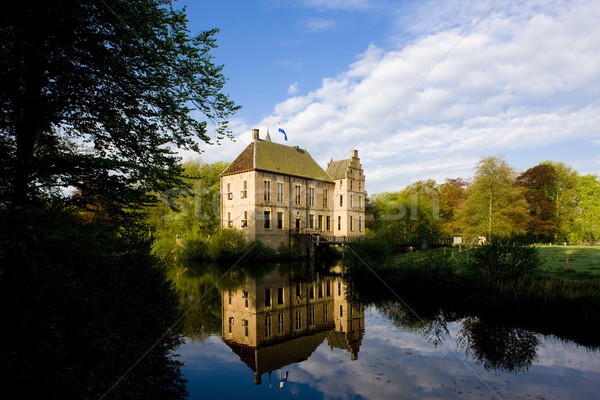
[259,0,600,193]
[300,0,373,11]
[287,81,299,95]
[301,17,336,33]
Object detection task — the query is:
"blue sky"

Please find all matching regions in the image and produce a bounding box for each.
[176,0,600,194]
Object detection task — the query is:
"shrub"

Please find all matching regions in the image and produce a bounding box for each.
[180,234,207,260]
[207,228,246,260]
[246,239,276,260]
[468,236,540,286]
[347,236,391,266]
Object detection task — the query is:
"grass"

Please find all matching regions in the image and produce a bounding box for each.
[392,245,473,264]
[537,245,600,276]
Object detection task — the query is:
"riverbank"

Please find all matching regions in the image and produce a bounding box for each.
[344,241,600,347]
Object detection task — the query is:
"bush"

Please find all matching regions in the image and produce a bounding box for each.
[246,239,276,260]
[207,228,246,260]
[468,236,540,286]
[180,234,207,260]
[347,236,391,266]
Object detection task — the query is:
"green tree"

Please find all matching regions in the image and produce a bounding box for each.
[1,0,239,207]
[456,156,527,238]
[570,174,600,242]
[541,161,579,241]
[369,180,442,252]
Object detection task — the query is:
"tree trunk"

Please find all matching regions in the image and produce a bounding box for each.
[12,23,44,205]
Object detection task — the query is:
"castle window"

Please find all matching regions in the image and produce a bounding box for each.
[308,214,314,229]
[326,216,331,231]
[227,182,232,200]
[350,216,353,231]
[277,182,284,202]
[265,316,271,338]
[227,212,232,228]
[264,180,271,201]
[242,210,248,228]
[350,180,353,190]
[265,289,272,308]
[228,317,234,333]
[242,319,248,337]
[318,215,323,230]
[264,210,271,229]
[340,181,343,190]
[241,180,247,198]
[359,196,362,209]
[277,287,284,305]
[323,189,328,207]
[326,281,331,297]
[309,187,314,206]
[339,195,343,207]
[295,310,302,330]
[309,307,315,327]
[323,304,328,322]
[350,195,353,208]
[337,216,341,231]
[340,305,343,317]
[278,313,285,333]
[276,212,283,230]
[295,184,301,205]
[359,216,363,232]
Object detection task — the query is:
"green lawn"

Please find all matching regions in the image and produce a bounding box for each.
[536,245,600,276]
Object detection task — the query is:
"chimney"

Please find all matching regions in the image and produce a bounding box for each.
[252,129,259,140]
[351,150,358,159]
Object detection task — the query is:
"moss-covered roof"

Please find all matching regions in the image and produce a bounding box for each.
[326,159,350,180]
[221,140,334,183]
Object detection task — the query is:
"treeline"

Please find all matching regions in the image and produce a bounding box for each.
[367,156,600,250]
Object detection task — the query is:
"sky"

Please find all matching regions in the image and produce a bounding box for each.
[176,0,600,194]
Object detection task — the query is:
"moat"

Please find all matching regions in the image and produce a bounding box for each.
[172,261,600,399]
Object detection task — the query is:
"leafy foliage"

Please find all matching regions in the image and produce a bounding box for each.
[456,156,528,238]
[516,164,558,241]
[207,228,247,260]
[1,0,239,207]
[368,180,443,253]
[467,236,540,287]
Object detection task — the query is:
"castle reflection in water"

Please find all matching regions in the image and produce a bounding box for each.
[222,264,364,385]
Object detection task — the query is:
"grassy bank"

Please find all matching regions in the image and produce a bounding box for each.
[536,245,600,275]
[345,240,600,346]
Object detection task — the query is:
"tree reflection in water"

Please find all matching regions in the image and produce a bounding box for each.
[457,317,540,373]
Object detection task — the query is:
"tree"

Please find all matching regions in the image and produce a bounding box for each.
[570,175,600,243]
[516,164,558,241]
[1,0,239,207]
[368,181,443,252]
[541,161,578,241]
[456,156,527,238]
[439,178,468,236]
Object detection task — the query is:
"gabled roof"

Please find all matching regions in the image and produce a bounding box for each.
[221,140,334,183]
[224,330,330,375]
[326,159,350,180]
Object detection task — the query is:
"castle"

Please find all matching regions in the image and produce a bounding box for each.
[219,129,366,249]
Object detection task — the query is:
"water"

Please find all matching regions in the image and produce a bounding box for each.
[172,261,600,399]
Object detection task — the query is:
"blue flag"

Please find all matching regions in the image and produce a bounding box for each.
[278,122,288,141]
